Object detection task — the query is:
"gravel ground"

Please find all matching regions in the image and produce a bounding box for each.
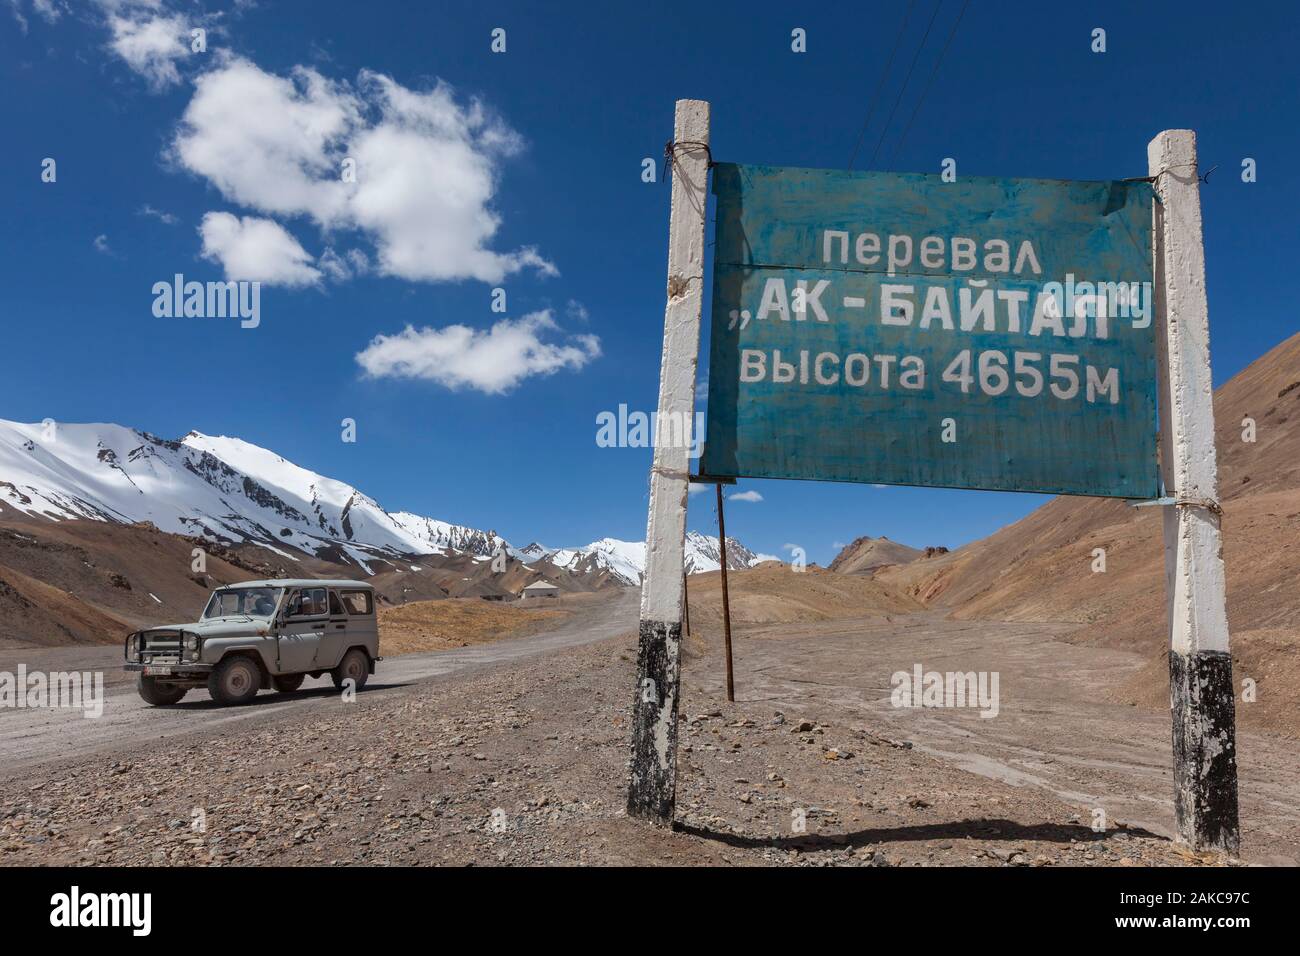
[0,635,1225,867]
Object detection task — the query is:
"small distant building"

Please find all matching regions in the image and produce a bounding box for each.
[519,581,561,601]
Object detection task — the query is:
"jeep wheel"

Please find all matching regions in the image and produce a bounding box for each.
[137,676,187,706]
[272,673,305,693]
[208,656,261,706]
[331,649,370,691]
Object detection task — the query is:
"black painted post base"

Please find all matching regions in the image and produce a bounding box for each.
[627,618,682,825]
[1169,648,1240,856]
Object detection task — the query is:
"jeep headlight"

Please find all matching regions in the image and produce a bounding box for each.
[184,633,200,662]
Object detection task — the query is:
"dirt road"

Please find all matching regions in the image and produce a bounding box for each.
[2,601,1295,866]
[0,590,639,774]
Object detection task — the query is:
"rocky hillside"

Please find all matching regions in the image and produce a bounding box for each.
[681,563,924,641]
[876,330,1300,734]
[828,536,924,574]
[0,515,626,648]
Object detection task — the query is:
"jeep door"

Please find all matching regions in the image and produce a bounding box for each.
[318,589,349,667]
[277,587,327,673]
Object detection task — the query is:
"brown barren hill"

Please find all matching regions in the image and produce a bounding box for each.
[377,594,587,655]
[0,513,624,648]
[0,561,133,648]
[682,563,924,646]
[878,331,1300,735]
[0,518,295,647]
[828,535,924,574]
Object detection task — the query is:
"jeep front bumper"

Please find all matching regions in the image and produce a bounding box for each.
[125,663,213,677]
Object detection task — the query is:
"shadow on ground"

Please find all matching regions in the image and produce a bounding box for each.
[675,818,1165,852]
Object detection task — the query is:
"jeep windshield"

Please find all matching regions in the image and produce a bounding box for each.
[201,587,283,620]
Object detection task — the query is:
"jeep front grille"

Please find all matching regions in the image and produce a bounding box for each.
[142,631,182,661]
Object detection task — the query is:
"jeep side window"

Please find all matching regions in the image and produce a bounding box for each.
[288,588,327,618]
[341,590,373,615]
[328,591,344,616]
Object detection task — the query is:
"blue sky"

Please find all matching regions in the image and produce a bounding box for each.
[2,0,1296,563]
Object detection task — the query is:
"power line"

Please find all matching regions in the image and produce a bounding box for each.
[890,0,971,167]
[868,0,944,169]
[847,0,916,170]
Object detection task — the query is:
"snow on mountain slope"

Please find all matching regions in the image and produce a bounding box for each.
[179,431,430,556]
[0,420,501,568]
[546,537,646,586]
[682,530,770,574]
[0,419,772,582]
[388,512,510,557]
[543,531,770,586]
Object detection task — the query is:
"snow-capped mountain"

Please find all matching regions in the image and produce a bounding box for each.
[518,542,553,561]
[0,419,773,581]
[0,420,503,569]
[683,530,774,574]
[542,531,771,586]
[544,538,646,586]
[388,512,510,558]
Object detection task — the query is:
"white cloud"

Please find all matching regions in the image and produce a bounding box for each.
[172,57,356,222]
[138,203,178,224]
[104,9,189,90]
[171,56,556,286]
[688,484,711,496]
[93,234,113,255]
[198,211,321,287]
[355,310,600,395]
[728,490,763,503]
[317,246,368,282]
[8,0,62,33]
[22,11,560,299]
[13,2,193,85]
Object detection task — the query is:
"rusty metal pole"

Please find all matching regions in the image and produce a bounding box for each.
[715,483,734,703]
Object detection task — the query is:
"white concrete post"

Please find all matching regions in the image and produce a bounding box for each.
[627,99,710,824]
[1148,129,1240,855]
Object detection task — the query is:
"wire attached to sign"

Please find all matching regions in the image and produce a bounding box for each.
[1124,162,1217,185]
[663,139,715,185]
[1128,495,1223,516]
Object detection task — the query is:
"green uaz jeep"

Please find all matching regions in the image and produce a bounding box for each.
[124,580,381,706]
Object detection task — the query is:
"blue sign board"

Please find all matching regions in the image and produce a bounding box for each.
[701,163,1160,498]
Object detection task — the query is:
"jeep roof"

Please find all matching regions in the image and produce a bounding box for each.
[221,579,376,590]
